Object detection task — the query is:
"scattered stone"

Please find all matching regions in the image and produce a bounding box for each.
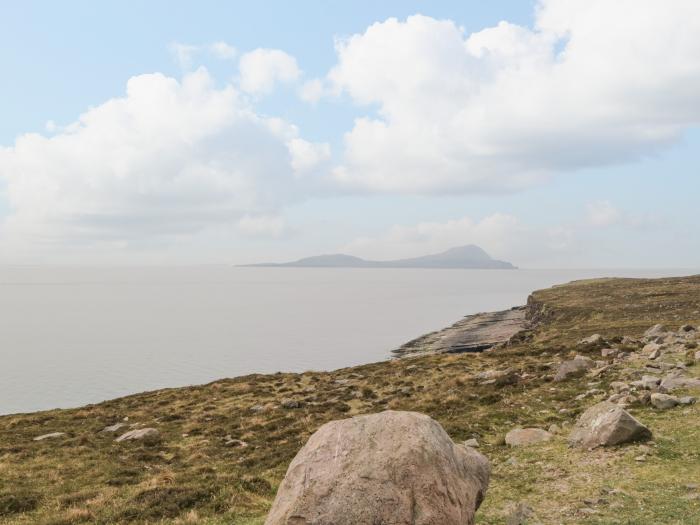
[644,324,667,339]
[280,399,301,409]
[115,428,159,442]
[642,342,661,355]
[250,404,266,412]
[569,401,651,449]
[33,432,66,441]
[579,334,604,346]
[464,438,480,448]
[631,375,661,390]
[601,348,618,358]
[101,423,126,433]
[648,348,661,360]
[610,381,630,393]
[650,393,679,410]
[265,411,490,525]
[678,396,697,405]
[660,371,700,391]
[554,356,594,382]
[224,436,248,447]
[548,424,560,434]
[505,428,553,447]
[680,324,697,333]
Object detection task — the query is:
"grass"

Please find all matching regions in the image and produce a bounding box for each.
[1,275,699,524]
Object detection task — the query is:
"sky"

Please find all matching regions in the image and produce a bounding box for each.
[0,0,698,268]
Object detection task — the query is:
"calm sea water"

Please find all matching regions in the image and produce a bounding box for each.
[0,266,695,415]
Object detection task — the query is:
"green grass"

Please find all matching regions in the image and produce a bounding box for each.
[1,275,699,524]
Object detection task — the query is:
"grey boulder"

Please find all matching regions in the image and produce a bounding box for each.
[569,401,651,449]
[265,410,490,525]
[650,393,679,410]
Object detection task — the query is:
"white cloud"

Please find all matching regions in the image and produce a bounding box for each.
[170,41,237,69]
[0,68,327,259]
[325,2,700,193]
[209,41,237,60]
[299,78,325,103]
[586,200,660,229]
[169,42,198,69]
[239,49,300,95]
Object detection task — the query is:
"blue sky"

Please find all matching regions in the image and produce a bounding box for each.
[1,0,698,267]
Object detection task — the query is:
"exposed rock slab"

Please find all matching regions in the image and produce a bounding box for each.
[265,410,490,525]
[393,307,527,357]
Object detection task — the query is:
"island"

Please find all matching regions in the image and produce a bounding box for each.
[242,244,516,269]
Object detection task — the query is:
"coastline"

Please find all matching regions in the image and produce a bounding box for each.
[1,275,699,524]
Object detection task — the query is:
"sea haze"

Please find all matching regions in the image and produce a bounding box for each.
[0,266,695,415]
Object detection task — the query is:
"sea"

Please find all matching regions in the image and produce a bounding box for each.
[1,266,695,415]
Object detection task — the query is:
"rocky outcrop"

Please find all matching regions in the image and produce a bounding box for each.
[568,401,651,449]
[393,307,527,357]
[265,410,490,525]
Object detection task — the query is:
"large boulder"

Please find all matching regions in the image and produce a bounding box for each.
[265,411,490,525]
[568,401,651,449]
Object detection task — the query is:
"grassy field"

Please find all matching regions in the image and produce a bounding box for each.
[1,275,699,524]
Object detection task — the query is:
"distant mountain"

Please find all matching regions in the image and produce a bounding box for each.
[243,245,516,269]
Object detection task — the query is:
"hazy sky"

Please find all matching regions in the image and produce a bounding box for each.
[1,0,698,268]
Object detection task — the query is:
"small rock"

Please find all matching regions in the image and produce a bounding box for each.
[115,428,159,442]
[281,399,301,409]
[224,436,248,447]
[548,424,560,434]
[554,356,594,382]
[33,432,66,441]
[610,381,630,393]
[678,396,697,405]
[680,324,697,333]
[464,438,480,448]
[648,348,661,360]
[642,342,661,355]
[644,324,667,339]
[579,334,604,346]
[650,393,679,410]
[505,428,553,447]
[601,348,618,358]
[568,401,651,449]
[101,423,126,433]
[632,375,661,390]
